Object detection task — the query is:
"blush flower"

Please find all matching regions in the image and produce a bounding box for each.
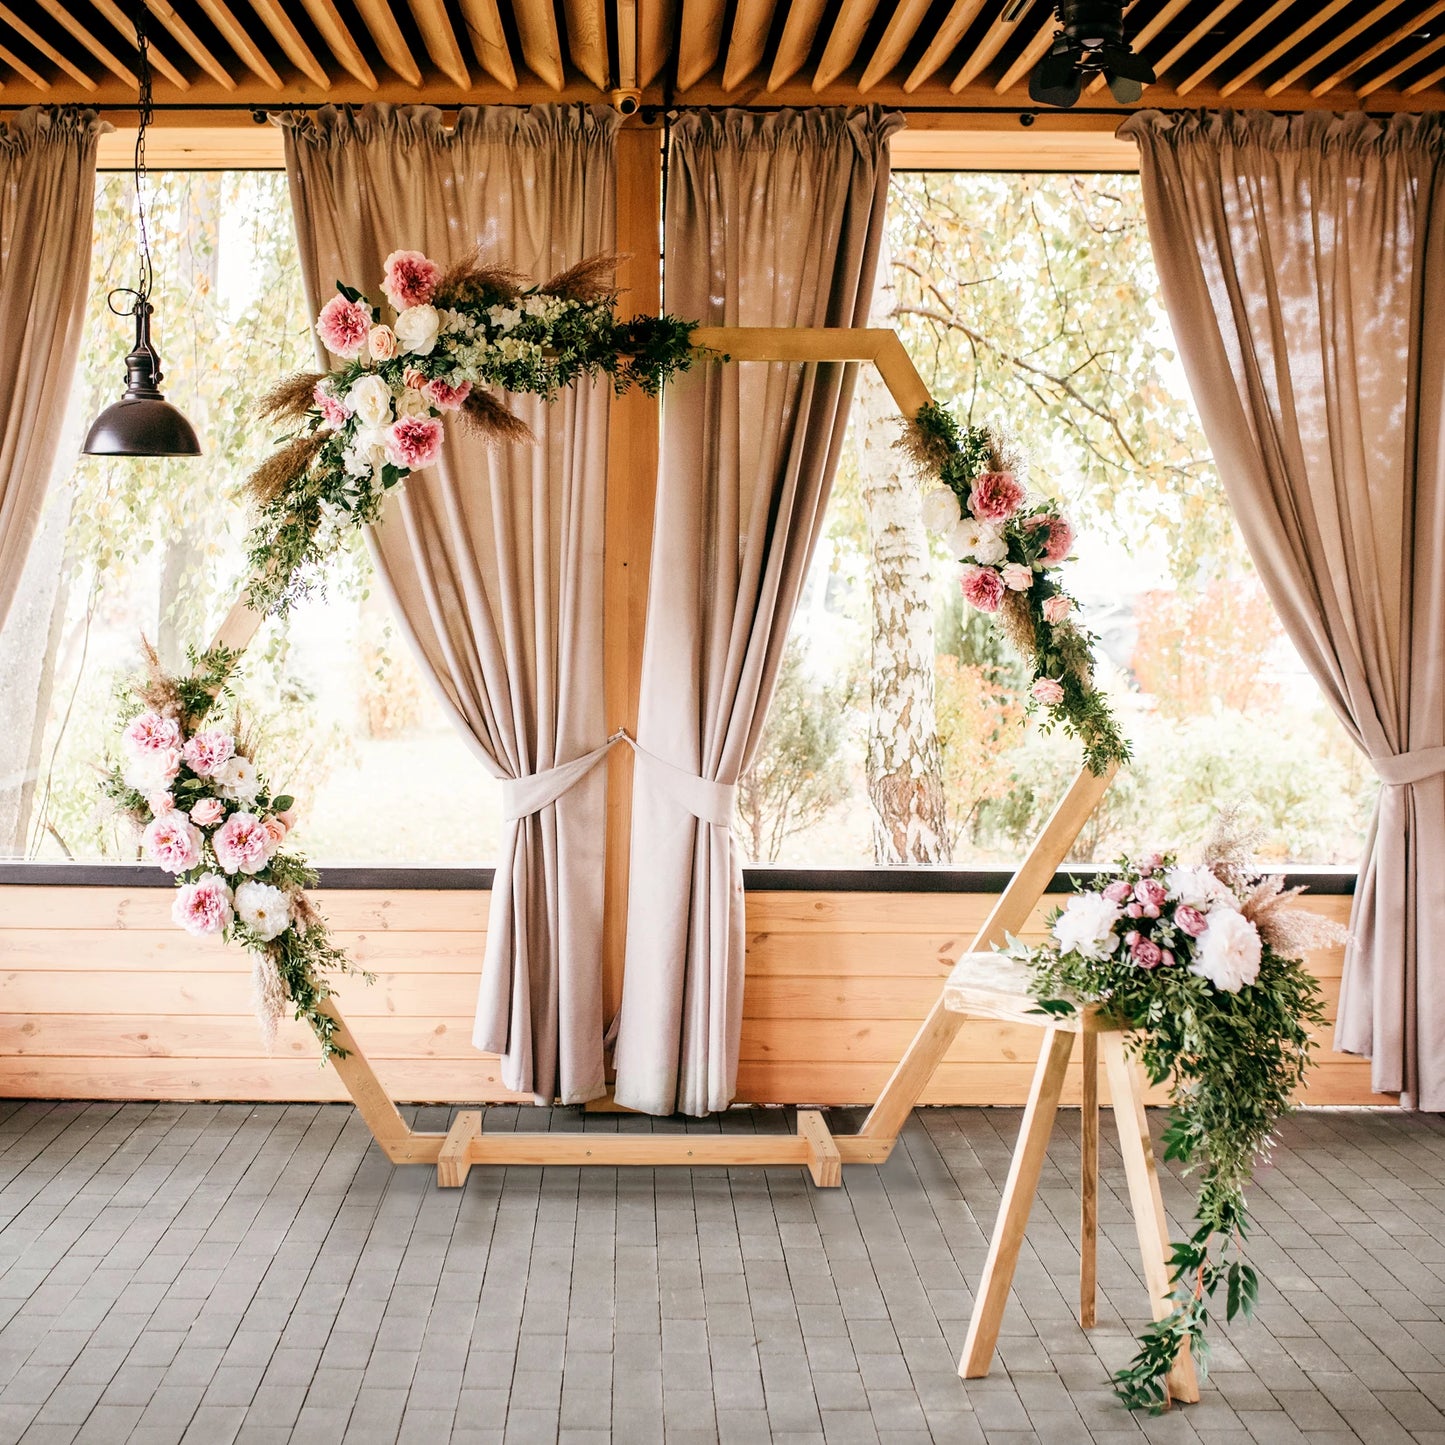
[381,250,440,311]
[182,729,234,779]
[423,377,472,411]
[122,711,181,757]
[367,324,398,362]
[1030,677,1065,706]
[313,381,350,429]
[1041,595,1072,625]
[1103,880,1134,904]
[190,796,225,827]
[213,811,271,875]
[316,295,371,359]
[123,746,181,794]
[385,416,444,471]
[1028,514,1075,564]
[1135,878,1168,916]
[1001,562,1032,591]
[1131,936,1164,969]
[143,811,203,875]
[1175,904,1209,938]
[960,564,1005,614]
[261,815,288,856]
[969,471,1025,522]
[172,873,233,937]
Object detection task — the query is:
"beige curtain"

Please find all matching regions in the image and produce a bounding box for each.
[614,108,900,1116]
[1120,110,1445,1107]
[284,104,618,1104]
[0,108,102,628]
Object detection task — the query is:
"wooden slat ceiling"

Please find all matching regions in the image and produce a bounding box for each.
[2,0,1443,111]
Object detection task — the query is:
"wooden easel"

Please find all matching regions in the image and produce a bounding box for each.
[202,327,1118,1188]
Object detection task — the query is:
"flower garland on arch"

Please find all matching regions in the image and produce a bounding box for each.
[903,403,1129,774]
[102,644,366,1061]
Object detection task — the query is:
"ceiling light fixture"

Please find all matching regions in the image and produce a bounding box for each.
[1010,0,1157,109]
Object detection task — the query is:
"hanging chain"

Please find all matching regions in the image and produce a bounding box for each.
[132,0,154,305]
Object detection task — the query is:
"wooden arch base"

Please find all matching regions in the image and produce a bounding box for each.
[202,325,1116,1188]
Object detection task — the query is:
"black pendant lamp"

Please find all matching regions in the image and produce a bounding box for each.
[83,0,201,458]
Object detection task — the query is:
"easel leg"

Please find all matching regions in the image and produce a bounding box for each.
[1080,1029,1098,1329]
[959,1026,1075,1379]
[1102,1033,1200,1404]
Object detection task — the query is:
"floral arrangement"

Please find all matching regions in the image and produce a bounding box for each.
[243,250,699,614]
[102,643,364,1061]
[1011,812,1341,1410]
[904,402,1128,773]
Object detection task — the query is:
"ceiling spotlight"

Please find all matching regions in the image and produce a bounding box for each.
[1024,0,1156,109]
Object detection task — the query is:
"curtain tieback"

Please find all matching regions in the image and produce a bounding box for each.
[501,730,736,827]
[1371,746,1445,787]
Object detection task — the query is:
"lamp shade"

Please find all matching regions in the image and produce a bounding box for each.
[83,303,201,458]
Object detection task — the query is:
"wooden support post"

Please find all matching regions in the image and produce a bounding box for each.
[798,1109,841,1188]
[959,1026,1075,1378]
[438,1110,482,1188]
[1079,1028,1098,1328]
[1102,1032,1200,1405]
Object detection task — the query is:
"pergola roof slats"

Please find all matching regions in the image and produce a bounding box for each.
[146,0,239,89]
[0,2,98,91]
[36,1,139,89]
[457,0,518,88]
[562,0,611,88]
[812,0,882,90]
[88,0,191,89]
[858,0,935,92]
[408,0,474,87]
[1264,0,1404,97]
[902,0,988,94]
[297,0,379,88]
[353,0,425,84]
[194,0,284,87]
[248,0,331,87]
[1308,0,1445,97]
[723,0,779,90]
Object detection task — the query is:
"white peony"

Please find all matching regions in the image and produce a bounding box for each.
[1165,864,1237,913]
[394,387,433,420]
[1188,909,1262,993]
[346,373,393,428]
[394,304,441,356]
[342,424,389,481]
[216,754,261,804]
[921,487,962,533]
[949,517,1008,566]
[123,747,181,794]
[1052,891,1123,961]
[234,881,292,942]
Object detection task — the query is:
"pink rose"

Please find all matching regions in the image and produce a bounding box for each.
[384,416,444,471]
[261,816,288,855]
[423,377,472,411]
[172,873,233,937]
[367,324,397,362]
[313,381,350,429]
[316,295,371,359]
[190,796,225,827]
[1175,904,1209,938]
[1139,853,1163,875]
[1028,514,1075,564]
[1126,902,1144,918]
[1103,880,1133,904]
[960,564,1005,614]
[382,250,441,311]
[970,471,1025,522]
[143,811,203,875]
[1135,878,1168,912]
[402,366,428,391]
[1161,950,1177,968]
[213,811,272,876]
[1131,936,1163,969]
[1001,562,1032,592]
[1030,677,1064,706]
[182,729,234,779]
[122,711,181,757]
[1041,594,1072,625]
[277,807,297,830]
[146,792,175,816]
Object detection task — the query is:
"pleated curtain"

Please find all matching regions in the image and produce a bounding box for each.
[284,104,618,1104]
[1120,110,1445,1106]
[613,108,900,1116]
[0,108,103,628]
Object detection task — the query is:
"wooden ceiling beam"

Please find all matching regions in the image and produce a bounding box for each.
[1404,51,1445,90]
[994,10,1061,94]
[353,0,424,85]
[859,0,934,92]
[676,0,726,89]
[194,0,284,88]
[87,0,190,89]
[563,0,611,89]
[950,4,1028,92]
[408,0,472,87]
[297,0,379,88]
[0,3,97,90]
[724,0,778,89]
[1356,25,1445,95]
[638,0,673,87]
[456,0,517,88]
[35,0,138,88]
[902,0,988,94]
[0,38,48,90]
[1216,0,1349,95]
[146,0,238,90]
[1265,0,1404,96]
[512,0,567,89]
[1311,0,1445,96]
[767,0,826,89]
[812,0,882,91]
[1147,0,1245,80]
[250,0,332,87]
[1175,0,1292,96]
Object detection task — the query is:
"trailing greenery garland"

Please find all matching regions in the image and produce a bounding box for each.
[1008,819,1337,1410]
[102,643,368,1061]
[905,401,1129,774]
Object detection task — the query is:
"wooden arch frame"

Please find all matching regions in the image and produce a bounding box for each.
[201,325,1114,1187]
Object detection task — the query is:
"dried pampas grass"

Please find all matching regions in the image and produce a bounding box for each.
[460,389,536,447]
[1200,804,1266,896]
[999,592,1038,659]
[1240,874,1351,957]
[291,891,322,937]
[896,415,954,477]
[245,433,327,508]
[250,948,286,1053]
[541,252,621,303]
[134,636,183,717]
[257,371,326,423]
[433,252,526,308]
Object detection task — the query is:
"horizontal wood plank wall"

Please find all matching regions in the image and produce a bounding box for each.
[0,886,1387,1107]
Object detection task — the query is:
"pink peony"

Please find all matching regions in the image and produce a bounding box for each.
[190,796,225,827]
[146,792,175,816]
[182,729,234,779]
[314,380,350,429]
[316,295,371,359]
[122,711,181,757]
[1174,904,1209,938]
[960,564,1005,614]
[1041,594,1072,625]
[213,811,272,876]
[1135,878,1168,916]
[261,815,287,855]
[1030,677,1064,706]
[1103,880,1133,905]
[424,377,472,411]
[1131,936,1163,969]
[1001,562,1032,592]
[1028,514,1075,564]
[970,471,1025,522]
[172,873,233,937]
[384,416,444,471]
[382,250,440,311]
[143,811,203,874]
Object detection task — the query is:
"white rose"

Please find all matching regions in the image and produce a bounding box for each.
[367,324,397,362]
[1189,909,1262,993]
[949,517,1008,566]
[234,881,292,942]
[920,488,962,533]
[394,304,441,356]
[395,387,432,420]
[346,373,393,428]
[216,755,261,804]
[1052,892,1123,961]
[1165,865,1237,913]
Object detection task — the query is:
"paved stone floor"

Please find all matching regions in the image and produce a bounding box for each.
[0,1101,1443,1444]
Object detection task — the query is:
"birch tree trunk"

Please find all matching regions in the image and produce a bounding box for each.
[856,242,951,863]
